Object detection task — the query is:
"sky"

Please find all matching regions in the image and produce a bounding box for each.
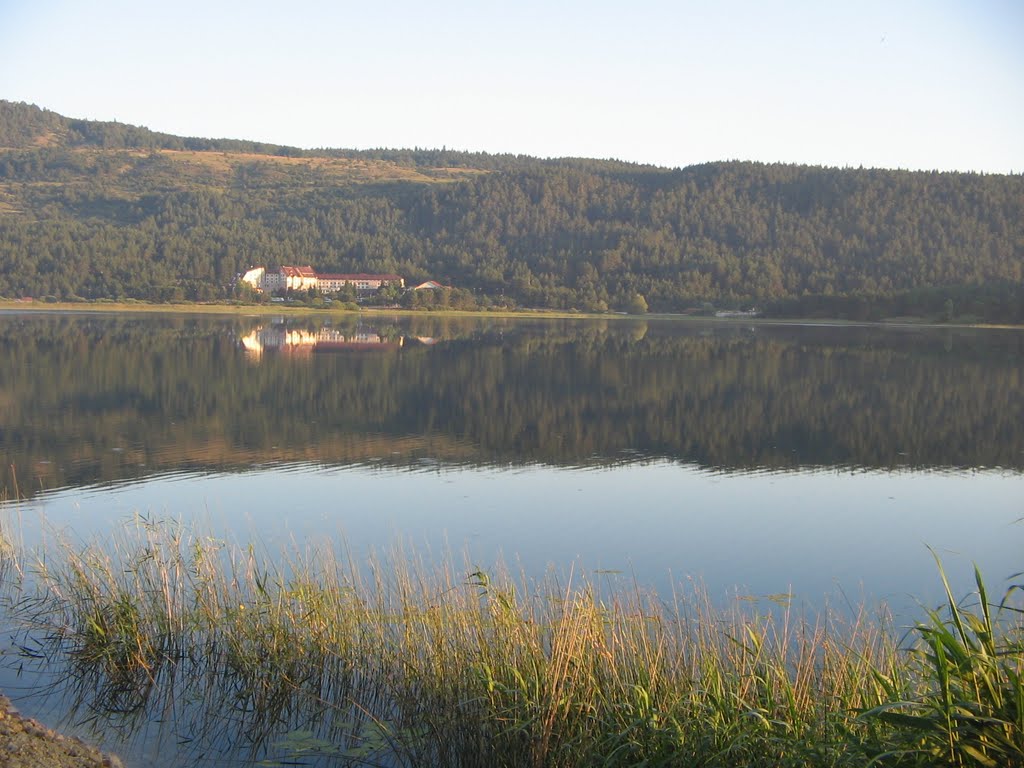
[1,0,1022,173]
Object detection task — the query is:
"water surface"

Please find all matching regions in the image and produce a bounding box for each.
[2,311,1021,598]
[0,311,1021,766]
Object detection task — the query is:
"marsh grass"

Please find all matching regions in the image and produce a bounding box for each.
[3,519,1021,767]
[858,555,1024,766]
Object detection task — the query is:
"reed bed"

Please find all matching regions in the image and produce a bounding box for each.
[3,518,1021,767]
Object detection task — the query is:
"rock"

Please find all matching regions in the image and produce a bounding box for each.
[0,692,125,768]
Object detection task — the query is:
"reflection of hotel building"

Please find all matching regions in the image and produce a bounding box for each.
[241,265,404,295]
[240,325,404,358]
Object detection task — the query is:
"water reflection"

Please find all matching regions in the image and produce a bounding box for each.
[1,313,1022,499]
[9,630,399,768]
[3,313,1020,607]
[240,321,405,357]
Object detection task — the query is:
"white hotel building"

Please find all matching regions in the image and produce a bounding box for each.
[241,266,405,295]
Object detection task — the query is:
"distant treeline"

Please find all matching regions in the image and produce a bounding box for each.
[1,101,1022,320]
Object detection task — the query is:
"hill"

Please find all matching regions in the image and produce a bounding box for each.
[1,100,1021,320]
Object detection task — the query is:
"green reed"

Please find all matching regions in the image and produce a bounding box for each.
[858,554,1023,767]
[4,518,1022,767]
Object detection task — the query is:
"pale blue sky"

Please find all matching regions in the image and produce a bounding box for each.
[1,0,1021,172]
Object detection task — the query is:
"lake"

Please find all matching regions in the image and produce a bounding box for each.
[0,310,1021,765]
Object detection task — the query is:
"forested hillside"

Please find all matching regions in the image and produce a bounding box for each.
[1,100,1021,320]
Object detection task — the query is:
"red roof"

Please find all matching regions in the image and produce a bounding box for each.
[281,265,317,278]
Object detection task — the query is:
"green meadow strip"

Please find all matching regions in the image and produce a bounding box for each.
[2,520,1021,767]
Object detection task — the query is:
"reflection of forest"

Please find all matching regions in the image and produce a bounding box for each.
[1,314,1021,497]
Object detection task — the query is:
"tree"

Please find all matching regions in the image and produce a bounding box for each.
[626,293,648,315]
[375,282,403,305]
[336,283,358,303]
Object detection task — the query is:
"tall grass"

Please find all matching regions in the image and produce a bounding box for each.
[3,519,1021,767]
[858,554,1024,767]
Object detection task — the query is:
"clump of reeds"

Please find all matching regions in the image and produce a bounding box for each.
[5,519,1022,768]
[858,555,1024,767]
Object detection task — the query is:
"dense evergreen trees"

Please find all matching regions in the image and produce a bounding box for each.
[1,101,1021,320]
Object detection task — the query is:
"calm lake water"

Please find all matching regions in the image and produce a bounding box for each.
[0,310,1021,765]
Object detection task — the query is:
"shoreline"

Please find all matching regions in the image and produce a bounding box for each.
[0,693,122,768]
[1,300,1021,330]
